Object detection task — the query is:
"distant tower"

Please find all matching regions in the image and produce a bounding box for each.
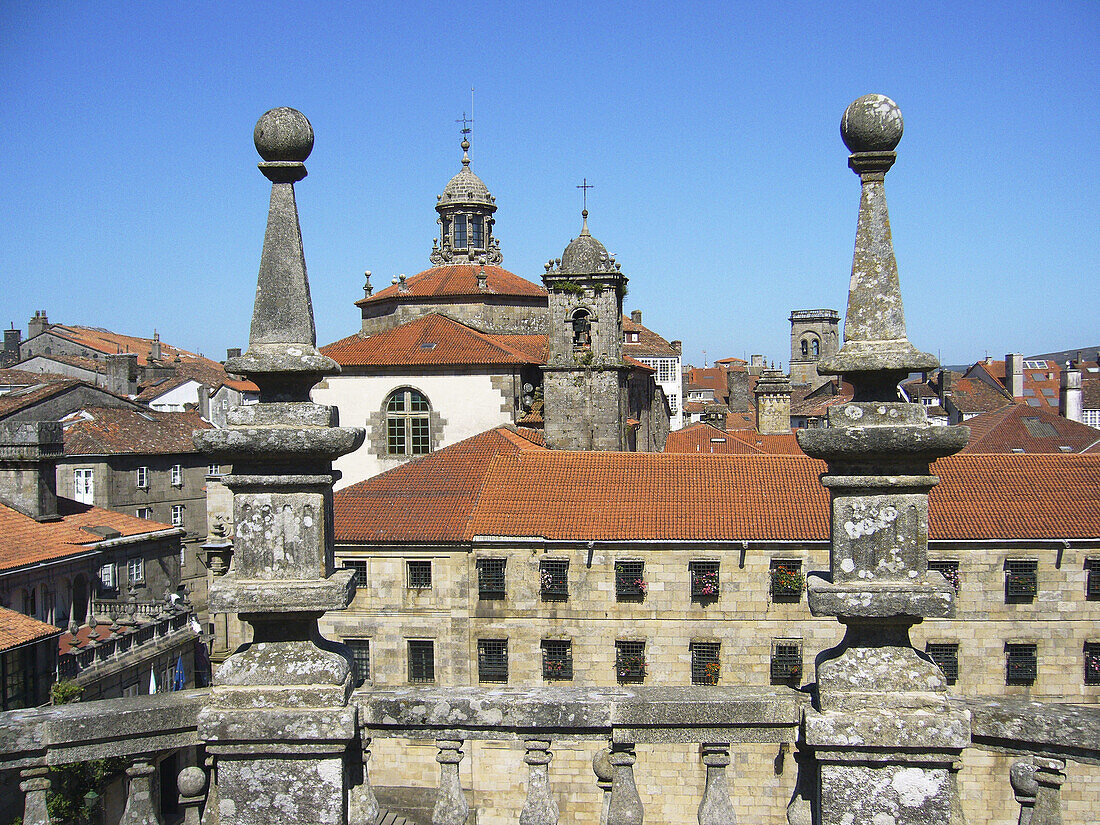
[430,121,502,266]
[789,309,840,387]
[542,209,629,450]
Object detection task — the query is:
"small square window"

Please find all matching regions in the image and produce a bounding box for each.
[477,558,506,599]
[136,466,148,488]
[136,507,152,520]
[1005,560,1037,601]
[540,559,568,601]
[1086,559,1100,601]
[770,560,803,601]
[689,560,720,602]
[207,464,221,476]
[928,560,959,592]
[615,640,646,683]
[1085,642,1100,686]
[926,642,959,685]
[408,640,435,683]
[615,560,646,601]
[170,464,183,486]
[346,639,370,687]
[1005,643,1037,686]
[171,505,184,527]
[690,641,720,685]
[127,557,145,585]
[770,640,803,684]
[342,560,368,584]
[407,560,432,589]
[542,640,572,681]
[477,639,508,683]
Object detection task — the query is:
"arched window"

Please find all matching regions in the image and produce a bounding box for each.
[810,339,819,357]
[572,309,592,349]
[385,389,432,456]
[801,340,809,357]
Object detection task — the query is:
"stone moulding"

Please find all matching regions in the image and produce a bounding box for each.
[208,567,355,614]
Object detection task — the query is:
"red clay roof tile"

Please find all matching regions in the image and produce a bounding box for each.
[0,606,62,652]
[356,265,547,305]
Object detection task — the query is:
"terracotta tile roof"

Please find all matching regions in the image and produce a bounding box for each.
[335,437,1100,543]
[356,265,547,305]
[0,367,72,386]
[0,606,62,652]
[322,314,546,368]
[960,404,1100,454]
[665,423,768,455]
[622,316,679,358]
[0,499,174,573]
[62,407,213,455]
[482,334,549,363]
[683,367,730,405]
[38,325,199,368]
[726,430,804,455]
[0,379,88,420]
[624,355,655,372]
[790,381,854,417]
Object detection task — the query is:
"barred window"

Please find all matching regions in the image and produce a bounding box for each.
[689,560,720,602]
[615,560,646,601]
[615,640,646,683]
[928,560,959,592]
[407,560,432,589]
[1086,559,1100,601]
[1005,643,1037,686]
[342,560,367,584]
[1085,642,1100,686]
[385,389,432,456]
[408,640,435,683]
[540,559,568,601]
[477,639,508,683]
[542,640,572,681]
[770,559,803,600]
[477,558,506,599]
[346,640,370,686]
[690,642,720,685]
[1005,559,1038,601]
[770,640,803,684]
[926,643,959,685]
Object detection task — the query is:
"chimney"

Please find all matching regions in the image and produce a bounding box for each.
[28,310,49,340]
[227,347,242,360]
[670,340,682,355]
[753,367,792,435]
[1060,364,1083,422]
[2,326,20,367]
[940,369,955,396]
[150,331,162,362]
[106,353,138,396]
[1005,353,1023,398]
[630,310,642,324]
[748,354,765,376]
[477,265,488,291]
[726,369,752,412]
[0,421,63,521]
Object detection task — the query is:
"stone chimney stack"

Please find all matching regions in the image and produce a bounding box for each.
[631,310,642,324]
[753,367,792,434]
[1060,363,1083,422]
[28,310,49,340]
[150,332,162,362]
[670,339,681,355]
[105,353,138,396]
[0,421,63,521]
[748,354,765,376]
[226,347,242,360]
[939,369,955,398]
[2,325,20,367]
[1005,353,1024,398]
[726,368,752,412]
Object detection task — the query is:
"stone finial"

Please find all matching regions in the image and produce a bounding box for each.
[363,270,372,297]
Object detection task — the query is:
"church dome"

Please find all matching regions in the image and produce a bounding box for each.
[559,211,613,274]
[439,138,494,207]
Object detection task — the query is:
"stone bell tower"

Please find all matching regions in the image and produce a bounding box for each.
[542,209,630,451]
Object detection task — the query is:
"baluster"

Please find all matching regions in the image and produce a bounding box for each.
[1032,757,1065,825]
[697,743,736,825]
[607,742,643,825]
[349,735,380,825]
[177,766,207,825]
[19,766,52,825]
[520,738,558,825]
[120,758,164,825]
[200,755,220,825]
[433,738,469,825]
[1011,760,1037,825]
[592,748,613,825]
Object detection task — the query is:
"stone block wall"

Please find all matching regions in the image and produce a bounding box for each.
[359,298,548,337]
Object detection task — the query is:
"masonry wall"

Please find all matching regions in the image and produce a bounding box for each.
[359,297,548,337]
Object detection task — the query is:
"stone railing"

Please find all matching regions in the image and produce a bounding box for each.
[92,598,166,618]
[57,603,196,682]
[2,687,1098,825]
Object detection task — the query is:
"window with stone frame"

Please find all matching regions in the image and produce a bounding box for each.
[1085,642,1100,686]
[770,559,803,601]
[407,560,432,589]
[127,557,145,586]
[453,213,468,248]
[136,507,152,520]
[73,468,94,504]
[477,639,508,683]
[689,560,720,602]
[171,504,184,527]
[615,560,646,601]
[571,309,593,349]
[342,560,368,585]
[170,464,183,486]
[539,558,568,601]
[690,642,720,685]
[1004,559,1038,602]
[1005,643,1038,686]
[541,640,572,681]
[477,557,506,600]
[770,640,803,684]
[407,640,434,683]
[136,466,148,488]
[615,640,646,683]
[385,388,432,456]
[1086,559,1100,601]
[928,560,959,592]
[926,642,959,685]
[345,640,370,687]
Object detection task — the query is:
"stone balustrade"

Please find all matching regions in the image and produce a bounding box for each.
[57,602,196,682]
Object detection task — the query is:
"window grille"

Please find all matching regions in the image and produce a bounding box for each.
[542,640,572,681]
[408,640,435,683]
[407,560,432,589]
[770,641,803,684]
[690,560,720,602]
[346,640,370,686]
[928,560,959,592]
[1005,560,1038,601]
[690,642,720,685]
[615,560,646,601]
[477,558,506,599]
[170,464,183,486]
[1085,642,1100,686]
[540,559,568,600]
[616,640,646,683]
[477,639,508,683]
[136,466,148,488]
[342,560,367,584]
[770,559,803,600]
[1086,559,1100,601]
[926,643,959,685]
[1005,643,1037,686]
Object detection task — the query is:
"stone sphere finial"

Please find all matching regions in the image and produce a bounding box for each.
[841,94,903,154]
[254,107,314,163]
[177,765,207,797]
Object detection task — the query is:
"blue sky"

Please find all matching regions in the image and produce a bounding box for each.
[2,1,1097,368]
